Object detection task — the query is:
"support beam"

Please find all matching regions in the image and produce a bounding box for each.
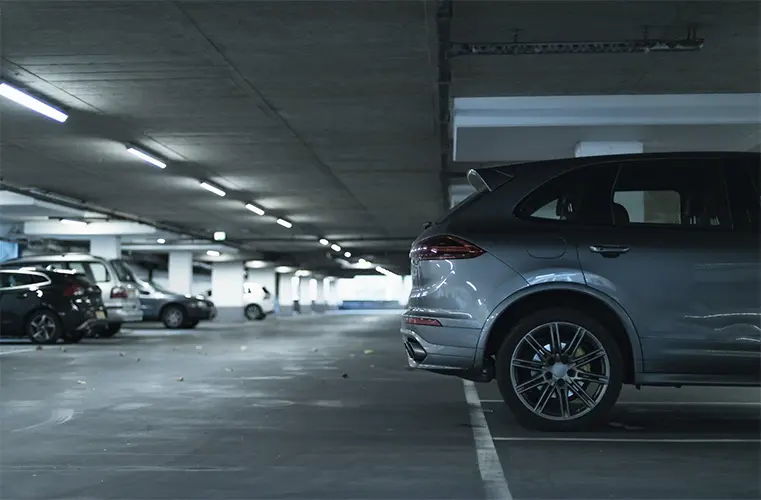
[168,251,193,295]
[574,141,643,157]
[277,273,297,315]
[436,0,453,213]
[89,236,120,260]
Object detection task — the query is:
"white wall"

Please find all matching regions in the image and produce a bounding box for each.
[337,275,410,304]
[130,265,211,296]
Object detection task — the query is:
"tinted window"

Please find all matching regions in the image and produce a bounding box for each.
[517,163,619,225]
[87,263,110,283]
[0,272,32,288]
[724,159,760,232]
[613,159,730,229]
[68,262,89,277]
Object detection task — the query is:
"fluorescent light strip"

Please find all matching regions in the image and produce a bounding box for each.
[344,251,352,258]
[319,238,329,246]
[276,218,292,228]
[330,243,341,252]
[0,82,68,123]
[60,218,87,227]
[376,266,398,277]
[126,146,167,169]
[213,231,226,241]
[245,203,265,216]
[157,238,166,244]
[199,181,226,197]
[206,250,220,257]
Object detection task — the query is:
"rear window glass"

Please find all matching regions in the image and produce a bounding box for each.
[436,190,487,224]
[87,263,110,282]
[109,260,136,282]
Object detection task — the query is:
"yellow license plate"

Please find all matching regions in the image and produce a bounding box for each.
[96,311,106,319]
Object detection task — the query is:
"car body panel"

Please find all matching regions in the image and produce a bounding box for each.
[135,279,216,322]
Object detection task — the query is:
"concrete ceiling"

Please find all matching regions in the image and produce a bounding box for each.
[0,1,758,273]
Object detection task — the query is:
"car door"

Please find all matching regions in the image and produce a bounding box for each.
[573,156,750,378]
[0,271,42,334]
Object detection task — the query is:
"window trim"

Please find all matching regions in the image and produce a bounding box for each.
[0,270,52,291]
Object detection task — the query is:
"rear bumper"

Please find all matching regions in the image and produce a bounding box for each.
[401,327,494,382]
[106,306,143,323]
[77,317,109,331]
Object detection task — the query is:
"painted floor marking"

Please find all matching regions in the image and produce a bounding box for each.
[463,380,513,500]
[479,399,761,406]
[493,437,761,443]
[0,348,38,356]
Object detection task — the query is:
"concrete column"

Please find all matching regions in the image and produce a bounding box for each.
[277,273,296,315]
[211,261,244,323]
[89,236,120,260]
[329,279,340,308]
[314,277,326,313]
[168,251,193,295]
[299,277,312,313]
[246,268,276,295]
[575,141,645,223]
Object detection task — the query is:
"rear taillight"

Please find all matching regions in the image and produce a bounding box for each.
[410,235,485,261]
[405,317,442,327]
[110,286,128,299]
[63,284,85,297]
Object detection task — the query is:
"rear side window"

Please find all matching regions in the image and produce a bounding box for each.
[517,163,619,225]
[613,159,730,229]
[724,159,760,232]
[0,272,32,287]
[109,260,135,282]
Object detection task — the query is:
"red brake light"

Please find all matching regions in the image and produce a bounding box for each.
[110,286,128,299]
[410,235,485,261]
[405,317,442,327]
[63,284,85,297]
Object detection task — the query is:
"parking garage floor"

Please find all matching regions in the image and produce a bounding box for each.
[1,312,759,500]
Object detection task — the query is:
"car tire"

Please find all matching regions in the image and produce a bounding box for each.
[495,308,624,432]
[244,304,265,321]
[100,323,122,338]
[161,305,187,329]
[63,329,86,344]
[26,309,63,345]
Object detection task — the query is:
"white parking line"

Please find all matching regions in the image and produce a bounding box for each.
[479,399,761,406]
[493,437,761,443]
[463,380,513,500]
[0,348,38,356]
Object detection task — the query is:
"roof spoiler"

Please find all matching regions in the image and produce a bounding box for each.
[467,167,515,193]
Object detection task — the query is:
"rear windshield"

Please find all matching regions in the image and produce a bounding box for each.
[109,259,136,282]
[436,190,487,224]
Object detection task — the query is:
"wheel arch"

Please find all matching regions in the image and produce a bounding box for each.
[477,284,643,384]
[23,306,62,325]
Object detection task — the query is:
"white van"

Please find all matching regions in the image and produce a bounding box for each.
[206,282,275,320]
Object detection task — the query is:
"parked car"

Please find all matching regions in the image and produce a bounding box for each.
[403,151,760,431]
[204,283,274,320]
[1,254,143,337]
[135,278,216,328]
[0,268,108,343]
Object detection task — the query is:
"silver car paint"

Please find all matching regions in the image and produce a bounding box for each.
[403,152,760,386]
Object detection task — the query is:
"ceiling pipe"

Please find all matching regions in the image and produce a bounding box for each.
[436,0,453,214]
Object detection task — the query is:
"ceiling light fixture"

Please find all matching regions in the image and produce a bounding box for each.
[0,82,68,123]
[276,218,292,229]
[60,218,87,227]
[244,203,265,216]
[275,266,295,273]
[358,258,369,265]
[376,266,398,277]
[206,250,221,257]
[126,145,167,169]
[199,181,226,197]
[344,251,352,258]
[330,243,341,252]
[213,231,226,241]
[319,238,329,246]
[157,238,166,244]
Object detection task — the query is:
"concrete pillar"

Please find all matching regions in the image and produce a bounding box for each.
[299,277,312,313]
[314,277,326,313]
[245,268,276,295]
[89,236,120,260]
[168,251,193,295]
[575,141,645,223]
[277,273,296,315]
[211,261,244,323]
[329,279,340,309]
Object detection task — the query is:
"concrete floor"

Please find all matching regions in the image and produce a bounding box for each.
[1,313,759,499]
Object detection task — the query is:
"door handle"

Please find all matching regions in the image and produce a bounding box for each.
[589,245,630,257]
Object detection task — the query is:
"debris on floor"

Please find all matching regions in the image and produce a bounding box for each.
[119,352,125,357]
[310,348,319,352]
[177,376,184,382]
[341,373,349,379]
[240,346,248,352]
[225,368,234,372]
[135,358,141,362]
[195,345,203,351]
[76,380,86,385]
[363,349,375,355]
[35,345,42,351]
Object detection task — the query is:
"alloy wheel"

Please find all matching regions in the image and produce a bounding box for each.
[510,321,610,421]
[165,308,184,328]
[30,314,57,342]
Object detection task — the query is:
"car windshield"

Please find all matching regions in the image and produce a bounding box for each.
[149,281,178,294]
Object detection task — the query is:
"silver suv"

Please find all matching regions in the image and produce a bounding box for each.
[1,254,143,337]
[403,152,760,431]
